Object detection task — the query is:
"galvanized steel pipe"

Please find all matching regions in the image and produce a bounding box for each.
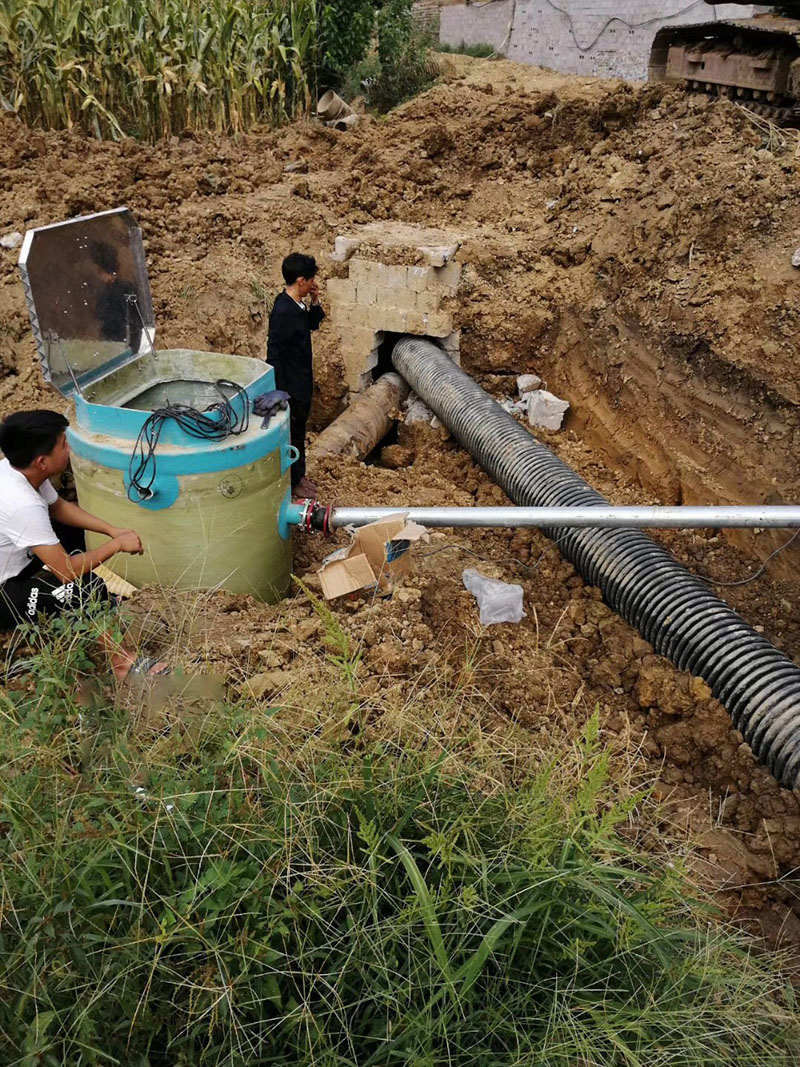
[331,505,800,529]
[391,335,800,790]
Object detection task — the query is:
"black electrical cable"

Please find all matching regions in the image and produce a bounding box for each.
[414,535,572,576]
[698,528,800,589]
[127,379,249,502]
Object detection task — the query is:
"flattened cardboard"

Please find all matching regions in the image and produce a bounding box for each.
[318,516,427,599]
[318,552,377,599]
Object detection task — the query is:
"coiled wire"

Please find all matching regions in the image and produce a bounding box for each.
[128,379,249,502]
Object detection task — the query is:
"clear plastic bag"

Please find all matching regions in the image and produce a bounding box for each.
[462,569,526,625]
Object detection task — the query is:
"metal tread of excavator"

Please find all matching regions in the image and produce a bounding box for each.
[649,9,800,124]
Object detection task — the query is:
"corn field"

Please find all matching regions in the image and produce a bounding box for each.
[0,0,319,140]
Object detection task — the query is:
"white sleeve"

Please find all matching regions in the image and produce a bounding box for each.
[6,503,60,549]
[40,479,59,506]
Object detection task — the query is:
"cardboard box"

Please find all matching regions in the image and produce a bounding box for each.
[318,515,427,599]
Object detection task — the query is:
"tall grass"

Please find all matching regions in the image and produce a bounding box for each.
[1,605,798,1065]
[0,0,319,140]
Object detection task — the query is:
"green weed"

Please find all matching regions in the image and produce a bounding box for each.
[437,42,496,58]
[0,609,798,1065]
[249,277,268,304]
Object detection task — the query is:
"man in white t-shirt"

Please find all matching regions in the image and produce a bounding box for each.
[0,409,164,679]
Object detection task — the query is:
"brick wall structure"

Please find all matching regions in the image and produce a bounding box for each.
[325,226,463,393]
[439,0,761,81]
[412,0,442,40]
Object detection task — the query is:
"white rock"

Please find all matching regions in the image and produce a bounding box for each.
[791,247,800,268]
[517,373,542,397]
[526,389,570,431]
[405,395,436,425]
[0,231,23,250]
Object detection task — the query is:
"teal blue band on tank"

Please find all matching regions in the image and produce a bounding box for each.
[72,367,275,448]
[67,416,288,476]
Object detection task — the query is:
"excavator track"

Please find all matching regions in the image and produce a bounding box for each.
[650,15,800,127]
[685,81,797,124]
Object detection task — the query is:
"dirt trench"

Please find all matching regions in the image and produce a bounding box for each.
[2,53,800,942]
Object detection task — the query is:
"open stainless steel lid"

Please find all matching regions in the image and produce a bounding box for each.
[18,207,155,397]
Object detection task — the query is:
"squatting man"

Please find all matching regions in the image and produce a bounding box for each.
[0,410,166,678]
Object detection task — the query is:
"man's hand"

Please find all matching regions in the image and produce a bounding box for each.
[108,526,142,548]
[33,528,144,583]
[113,530,144,555]
[309,280,320,305]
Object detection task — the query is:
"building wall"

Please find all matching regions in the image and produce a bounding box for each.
[439,0,514,51]
[439,0,759,81]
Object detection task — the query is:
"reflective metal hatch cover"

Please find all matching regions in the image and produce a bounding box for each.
[18,207,155,397]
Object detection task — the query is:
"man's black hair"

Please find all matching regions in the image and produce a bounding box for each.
[89,240,120,276]
[0,410,69,469]
[282,252,317,286]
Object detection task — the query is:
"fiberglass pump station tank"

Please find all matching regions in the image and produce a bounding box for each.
[18,207,295,602]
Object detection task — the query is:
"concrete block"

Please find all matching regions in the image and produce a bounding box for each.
[376,263,409,288]
[377,286,416,311]
[441,330,461,363]
[338,324,379,356]
[339,304,382,332]
[330,235,360,262]
[371,307,407,334]
[402,310,428,335]
[342,346,378,392]
[434,260,462,292]
[333,302,359,330]
[355,370,375,393]
[419,244,459,267]
[326,278,357,305]
[423,310,453,337]
[416,290,441,314]
[343,361,366,392]
[357,283,377,306]
[348,259,374,284]
[407,265,435,293]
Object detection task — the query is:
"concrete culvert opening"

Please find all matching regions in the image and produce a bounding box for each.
[373,332,404,383]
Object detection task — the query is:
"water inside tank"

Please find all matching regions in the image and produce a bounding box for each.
[122,378,239,411]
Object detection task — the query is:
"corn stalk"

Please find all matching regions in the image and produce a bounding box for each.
[0,0,319,140]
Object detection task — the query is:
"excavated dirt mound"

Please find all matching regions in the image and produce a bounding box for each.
[2,54,800,942]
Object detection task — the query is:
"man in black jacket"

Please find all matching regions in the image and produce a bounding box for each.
[267,252,325,499]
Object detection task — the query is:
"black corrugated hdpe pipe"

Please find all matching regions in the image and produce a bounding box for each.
[392,336,800,790]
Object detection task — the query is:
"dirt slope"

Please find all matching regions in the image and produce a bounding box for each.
[2,54,800,941]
